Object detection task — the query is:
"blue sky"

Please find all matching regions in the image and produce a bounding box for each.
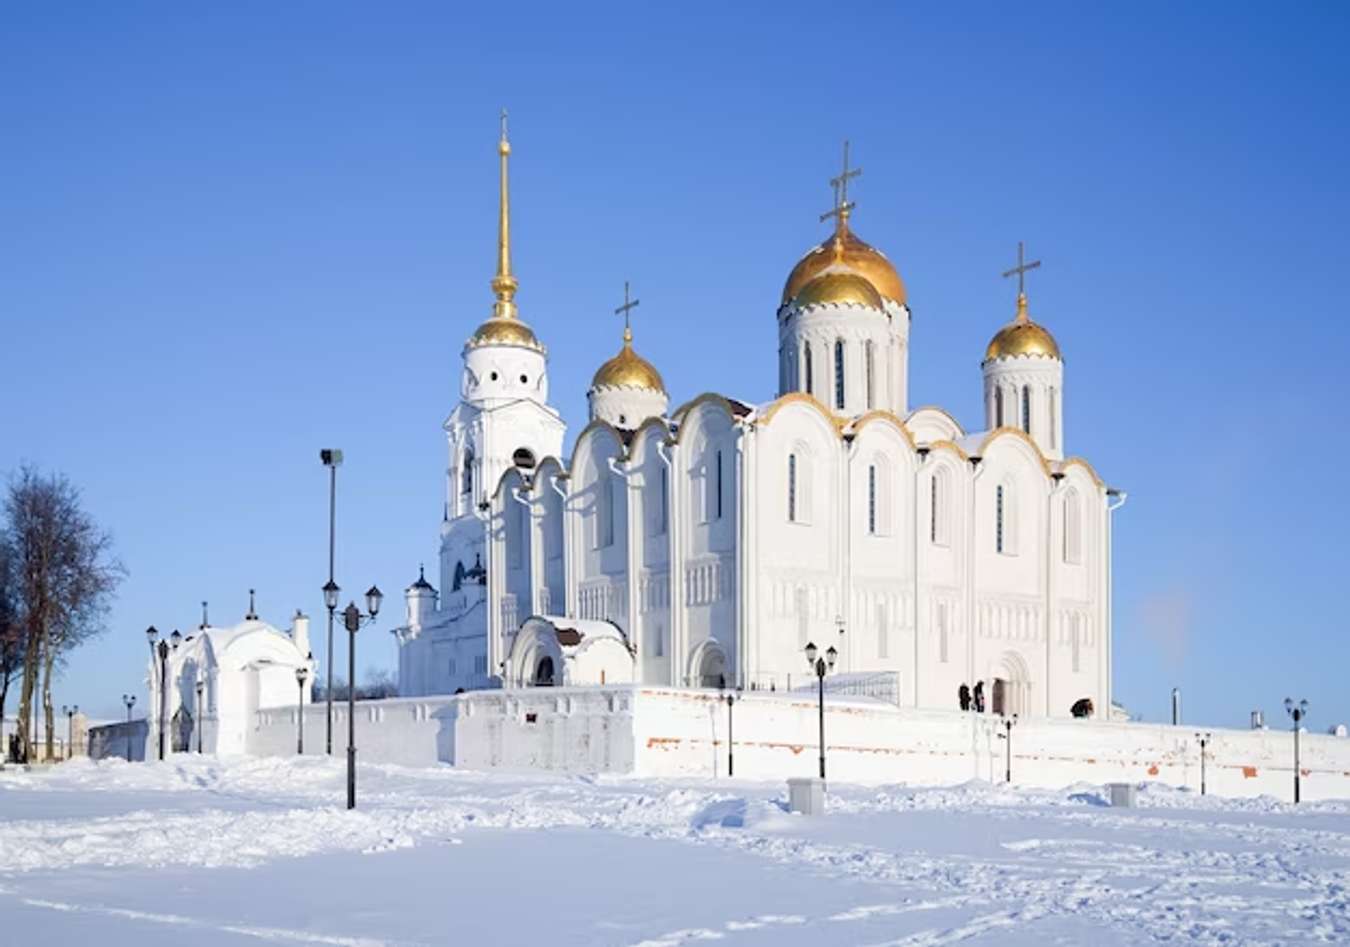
[3,3,1347,728]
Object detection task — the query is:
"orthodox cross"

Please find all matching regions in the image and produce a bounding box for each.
[614,281,641,334]
[1001,241,1042,296]
[500,107,508,140]
[820,139,862,225]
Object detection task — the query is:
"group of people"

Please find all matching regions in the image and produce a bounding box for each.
[957,681,986,713]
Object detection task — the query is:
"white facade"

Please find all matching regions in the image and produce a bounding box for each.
[394,138,1122,721]
[145,611,314,756]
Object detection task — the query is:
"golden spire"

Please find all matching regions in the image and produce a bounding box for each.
[819,139,862,256]
[490,108,518,319]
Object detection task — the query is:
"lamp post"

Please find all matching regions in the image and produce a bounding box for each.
[320,448,343,756]
[121,694,136,763]
[62,705,77,760]
[1195,731,1212,796]
[1285,698,1309,804]
[146,627,170,761]
[195,676,204,753]
[342,586,383,809]
[804,641,838,782]
[722,690,737,777]
[296,663,309,755]
[997,714,1018,783]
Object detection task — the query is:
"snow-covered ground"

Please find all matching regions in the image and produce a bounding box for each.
[1,757,1347,945]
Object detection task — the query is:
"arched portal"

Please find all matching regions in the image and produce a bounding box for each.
[990,650,1032,717]
[688,639,728,689]
[534,656,555,687]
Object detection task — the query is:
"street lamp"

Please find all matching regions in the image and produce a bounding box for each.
[296,661,310,755]
[1195,731,1212,796]
[1285,698,1310,804]
[146,626,170,761]
[997,714,1018,783]
[342,587,382,809]
[62,705,77,761]
[804,641,838,782]
[320,447,343,757]
[195,676,204,753]
[721,689,737,778]
[121,694,136,763]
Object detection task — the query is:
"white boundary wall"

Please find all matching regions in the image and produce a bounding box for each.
[242,687,1350,803]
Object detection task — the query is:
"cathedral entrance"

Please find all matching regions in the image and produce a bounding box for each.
[534,656,555,687]
[691,641,727,689]
[991,678,1007,716]
[171,707,193,752]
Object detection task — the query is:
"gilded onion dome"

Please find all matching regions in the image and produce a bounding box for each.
[793,270,884,310]
[466,112,544,352]
[985,293,1062,362]
[783,227,906,306]
[592,326,665,392]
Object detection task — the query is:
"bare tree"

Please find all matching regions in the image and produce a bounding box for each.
[7,467,124,761]
[0,535,21,736]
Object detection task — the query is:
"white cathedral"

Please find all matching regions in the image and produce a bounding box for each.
[392,123,1124,720]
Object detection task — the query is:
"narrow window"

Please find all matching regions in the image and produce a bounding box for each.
[1021,386,1032,435]
[996,484,1005,554]
[867,465,877,535]
[509,501,523,568]
[930,474,938,543]
[804,342,814,395]
[715,449,724,520]
[865,340,875,410]
[930,469,949,546]
[461,449,474,495]
[876,603,889,659]
[599,476,615,548]
[788,454,798,522]
[1063,488,1082,564]
[658,466,668,535]
[834,339,846,410]
[938,602,949,664]
[1049,387,1059,450]
[652,623,665,658]
[995,388,1004,427]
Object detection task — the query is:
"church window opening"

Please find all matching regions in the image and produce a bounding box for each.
[597,476,615,548]
[876,603,889,659]
[513,447,536,469]
[867,465,877,535]
[1064,488,1082,564]
[1049,387,1058,449]
[930,469,950,546]
[804,342,814,395]
[865,340,875,410]
[534,656,555,686]
[509,501,524,568]
[995,388,1004,427]
[996,485,1006,554]
[834,340,846,410]
[652,623,664,658]
[461,450,474,496]
[652,465,669,536]
[1021,386,1032,435]
[519,374,528,384]
[453,561,466,591]
[715,449,724,520]
[788,454,798,522]
[490,371,499,381]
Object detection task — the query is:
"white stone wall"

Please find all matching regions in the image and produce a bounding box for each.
[241,687,1350,803]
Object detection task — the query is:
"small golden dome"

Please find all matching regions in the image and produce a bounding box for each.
[592,328,665,392]
[984,294,1061,362]
[792,271,884,310]
[468,316,542,350]
[783,229,906,306]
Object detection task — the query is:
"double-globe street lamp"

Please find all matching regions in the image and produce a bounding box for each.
[339,587,382,809]
[804,640,838,782]
[145,627,171,761]
[320,448,343,756]
[121,694,136,762]
[1285,698,1310,804]
[1195,731,1212,796]
[296,659,310,755]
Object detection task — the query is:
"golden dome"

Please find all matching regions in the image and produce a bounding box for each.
[592,328,665,391]
[984,294,1061,362]
[792,271,884,310]
[783,229,906,306]
[469,315,542,350]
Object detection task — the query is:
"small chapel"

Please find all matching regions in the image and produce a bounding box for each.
[391,119,1124,720]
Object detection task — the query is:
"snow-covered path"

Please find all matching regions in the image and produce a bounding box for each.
[1,757,1347,945]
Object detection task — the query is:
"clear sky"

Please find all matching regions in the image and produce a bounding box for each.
[4,2,1348,729]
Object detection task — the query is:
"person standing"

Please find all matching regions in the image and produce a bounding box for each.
[973,680,985,713]
[958,683,971,711]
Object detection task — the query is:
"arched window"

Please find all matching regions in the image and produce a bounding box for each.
[1021,386,1032,435]
[461,449,474,495]
[788,454,798,522]
[512,447,536,469]
[596,475,615,548]
[803,342,814,395]
[1063,488,1082,564]
[651,465,668,537]
[834,339,846,410]
[787,449,812,523]
[715,449,724,520]
[867,465,877,534]
[865,340,875,410]
[1049,387,1059,450]
[868,456,891,536]
[930,467,950,546]
[995,388,1005,427]
[996,480,1018,555]
[453,561,466,592]
[509,500,524,568]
